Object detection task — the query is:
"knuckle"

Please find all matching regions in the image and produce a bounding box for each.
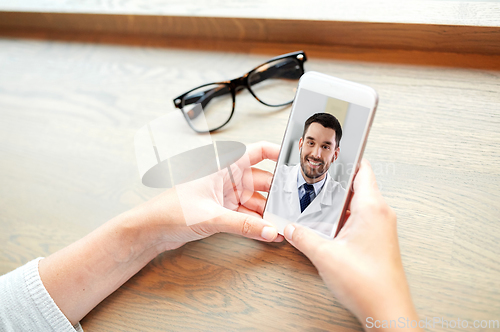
[377,202,391,216]
[375,202,398,226]
[388,206,398,222]
[311,242,335,267]
[314,243,331,260]
[365,198,390,216]
[241,216,253,236]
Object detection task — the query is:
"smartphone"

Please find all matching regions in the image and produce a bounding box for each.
[263,71,378,239]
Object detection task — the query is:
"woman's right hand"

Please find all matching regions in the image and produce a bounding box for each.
[284,160,421,331]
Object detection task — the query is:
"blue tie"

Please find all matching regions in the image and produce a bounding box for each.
[300,183,315,213]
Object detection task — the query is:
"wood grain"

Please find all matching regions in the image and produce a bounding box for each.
[83,235,361,331]
[0,39,499,331]
[0,10,499,56]
[1,0,499,26]
[0,29,499,72]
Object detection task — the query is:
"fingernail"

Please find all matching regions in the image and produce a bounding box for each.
[285,225,295,240]
[261,226,277,241]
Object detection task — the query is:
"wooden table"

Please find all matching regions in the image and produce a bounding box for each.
[1,2,499,331]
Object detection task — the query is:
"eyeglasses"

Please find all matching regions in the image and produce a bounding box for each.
[173,50,307,133]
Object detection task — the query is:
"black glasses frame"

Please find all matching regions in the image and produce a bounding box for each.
[173,50,307,133]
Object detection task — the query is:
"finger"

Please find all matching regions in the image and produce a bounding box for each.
[241,167,274,192]
[245,141,280,165]
[236,206,283,243]
[236,208,287,244]
[238,189,267,215]
[353,159,379,196]
[223,184,266,213]
[214,209,279,242]
[351,159,387,215]
[284,224,329,262]
[273,234,285,242]
[236,204,261,218]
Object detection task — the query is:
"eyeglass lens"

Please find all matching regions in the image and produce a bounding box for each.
[181,83,233,132]
[248,57,302,106]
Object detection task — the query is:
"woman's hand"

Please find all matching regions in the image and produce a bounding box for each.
[39,141,283,326]
[284,160,420,331]
[140,141,284,252]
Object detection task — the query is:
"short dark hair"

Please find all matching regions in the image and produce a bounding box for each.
[302,113,342,148]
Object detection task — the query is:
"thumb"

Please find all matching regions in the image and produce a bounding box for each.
[212,209,279,242]
[284,224,329,261]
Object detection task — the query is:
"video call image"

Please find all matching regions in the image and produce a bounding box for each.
[266,88,370,236]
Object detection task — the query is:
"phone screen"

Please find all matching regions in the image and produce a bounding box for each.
[264,87,372,238]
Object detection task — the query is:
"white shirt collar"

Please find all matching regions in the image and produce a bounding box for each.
[297,166,327,195]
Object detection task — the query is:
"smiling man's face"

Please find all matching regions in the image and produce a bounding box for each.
[298,122,339,184]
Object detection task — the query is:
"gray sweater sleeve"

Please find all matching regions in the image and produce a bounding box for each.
[0,257,83,332]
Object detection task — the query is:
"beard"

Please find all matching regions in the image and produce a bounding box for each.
[299,148,329,181]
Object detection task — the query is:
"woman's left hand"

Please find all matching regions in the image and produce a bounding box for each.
[136,141,284,252]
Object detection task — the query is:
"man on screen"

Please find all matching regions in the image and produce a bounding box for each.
[267,113,347,235]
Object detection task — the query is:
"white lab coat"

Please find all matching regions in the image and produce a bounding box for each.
[266,164,347,236]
